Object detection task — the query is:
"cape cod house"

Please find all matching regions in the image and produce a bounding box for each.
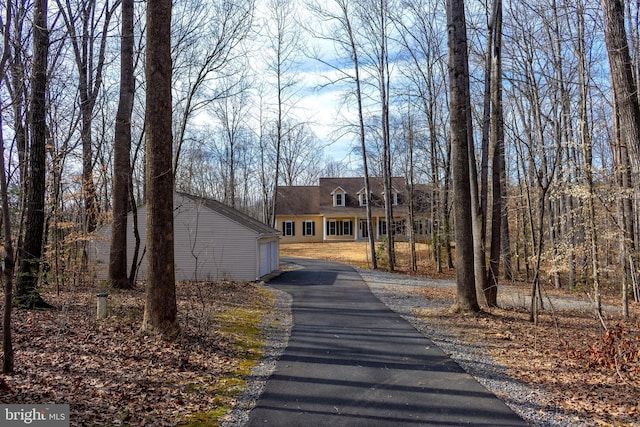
[275,177,431,243]
[89,192,281,282]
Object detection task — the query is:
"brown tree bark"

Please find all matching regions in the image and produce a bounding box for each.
[16,0,50,309]
[1,119,15,372]
[109,0,134,289]
[600,0,640,176]
[1,0,15,373]
[141,0,179,338]
[447,0,480,313]
[486,0,503,307]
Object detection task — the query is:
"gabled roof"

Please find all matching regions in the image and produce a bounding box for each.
[274,177,432,217]
[319,177,407,212]
[177,192,280,236]
[274,186,320,216]
[330,186,347,195]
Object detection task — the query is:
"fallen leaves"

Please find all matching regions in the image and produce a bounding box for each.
[0,281,274,426]
[414,284,640,426]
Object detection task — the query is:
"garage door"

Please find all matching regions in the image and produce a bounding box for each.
[259,241,271,278]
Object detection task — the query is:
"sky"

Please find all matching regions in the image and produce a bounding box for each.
[252,0,367,168]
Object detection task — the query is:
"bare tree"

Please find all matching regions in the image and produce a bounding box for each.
[486,0,503,307]
[306,0,378,269]
[356,0,395,270]
[0,114,14,373]
[392,0,451,274]
[278,121,322,186]
[109,0,134,289]
[141,0,178,338]
[56,0,120,233]
[600,0,640,176]
[1,0,15,373]
[16,0,50,309]
[600,0,640,316]
[447,0,479,312]
[212,76,251,208]
[262,0,302,227]
[172,0,255,176]
[6,1,30,259]
[572,0,601,314]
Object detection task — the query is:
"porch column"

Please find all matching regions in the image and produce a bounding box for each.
[354,216,358,240]
[323,216,327,241]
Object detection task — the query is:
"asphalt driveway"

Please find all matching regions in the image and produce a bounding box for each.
[247,258,528,426]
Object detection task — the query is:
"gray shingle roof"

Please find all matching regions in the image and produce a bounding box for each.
[275,178,432,217]
[177,192,280,236]
[274,186,320,216]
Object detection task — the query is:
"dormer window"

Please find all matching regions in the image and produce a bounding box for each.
[331,187,347,207]
[383,189,399,206]
[357,188,369,207]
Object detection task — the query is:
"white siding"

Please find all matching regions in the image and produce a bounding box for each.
[89,194,279,282]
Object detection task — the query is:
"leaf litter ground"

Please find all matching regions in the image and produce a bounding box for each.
[0,280,274,426]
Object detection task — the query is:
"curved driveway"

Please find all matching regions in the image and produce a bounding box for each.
[247,258,528,426]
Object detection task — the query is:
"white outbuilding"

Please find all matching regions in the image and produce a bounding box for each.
[89,192,280,282]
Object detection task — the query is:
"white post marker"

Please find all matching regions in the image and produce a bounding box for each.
[96,292,108,319]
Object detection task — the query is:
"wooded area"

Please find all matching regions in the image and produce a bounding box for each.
[1,0,640,409]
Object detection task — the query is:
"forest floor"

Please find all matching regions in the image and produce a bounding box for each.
[0,280,279,426]
[281,242,640,426]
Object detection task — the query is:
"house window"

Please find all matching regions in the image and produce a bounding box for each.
[283,220,295,236]
[359,193,368,206]
[303,220,315,236]
[393,219,406,235]
[413,219,423,235]
[342,220,352,235]
[360,220,369,238]
[382,191,399,206]
[334,193,345,207]
[327,220,351,236]
[379,220,387,236]
[328,220,338,235]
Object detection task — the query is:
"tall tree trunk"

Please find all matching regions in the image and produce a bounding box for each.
[1,120,15,373]
[141,0,179,338]
[377,0,394,272]
[601,0,640,176]
[500,153,513,280]
[10,2,30,261]
[576,4,601,314]
[407,114,417,272]
[474,0,495,303]
[610,66,636,316]
[447,0,479,313]
[16,0,50,309]
[110,0,134,289]
[1,3,15,371]
[601,0,640,314]
[486,0,503,307]
[340,0,377,268]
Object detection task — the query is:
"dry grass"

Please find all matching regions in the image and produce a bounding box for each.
[281,241,640,426]
[280,241,456,280]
